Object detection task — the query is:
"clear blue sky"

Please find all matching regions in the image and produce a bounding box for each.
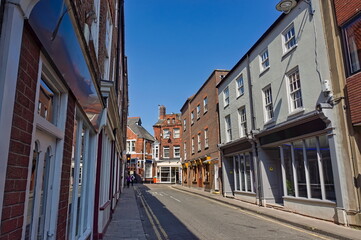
[125,0,281,133]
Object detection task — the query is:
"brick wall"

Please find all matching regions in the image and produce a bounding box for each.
[347,72,361,125]
[334,0,361,26]
[56,94,75,240]
[0,25,39,239]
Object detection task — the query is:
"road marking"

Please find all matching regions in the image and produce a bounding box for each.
[136,187,169,240]
[170,195,181,202]
[171,187,331,240]
[161,192,168,196]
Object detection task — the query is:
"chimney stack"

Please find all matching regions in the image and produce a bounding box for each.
[159,105,166,119]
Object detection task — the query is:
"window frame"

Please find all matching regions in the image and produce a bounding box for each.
[203,97,208,113]
[287,68,303,113]
[236,74,244,97]
[191,111,194,125]
[223,87,230,107]
[173,128,180,138]
[263,85,274,122]
[197,133,201,152]
[173,146,180,158]
[196,104,200,119]
[342,15,361,76]
[259,48,270,72]
[163,146,170,158]
[204,128,209,149]
[282,23,297,53]
[163,129,170,139]
[225,115,232,142]
[238,107,247,138]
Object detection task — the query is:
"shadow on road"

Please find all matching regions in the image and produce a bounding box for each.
[135,184,198,240]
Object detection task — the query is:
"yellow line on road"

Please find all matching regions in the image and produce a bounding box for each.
[136,187,169,240]
[171,187,331,240]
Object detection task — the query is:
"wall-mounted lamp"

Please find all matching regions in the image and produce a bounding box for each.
[276,0,314,16]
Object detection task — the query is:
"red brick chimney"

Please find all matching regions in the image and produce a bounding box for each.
[159,105,166,119]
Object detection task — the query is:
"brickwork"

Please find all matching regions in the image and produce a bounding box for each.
[56,94,75,240]
[334,0,361,26]
[346,72,361,125]
[0,25,39,239]
[181,70,228,190]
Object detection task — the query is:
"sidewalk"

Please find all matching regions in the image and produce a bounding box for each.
[172,185,361,240]
[103,185,146,240]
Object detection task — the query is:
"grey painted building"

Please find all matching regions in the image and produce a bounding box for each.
[217,0,357,225]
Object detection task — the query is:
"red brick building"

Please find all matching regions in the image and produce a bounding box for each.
[126,117,155,182]
[0,0,128,239]
[153,105,182,183]
[181,70,228,192]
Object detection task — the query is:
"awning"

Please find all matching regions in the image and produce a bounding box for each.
[203,158,218,164]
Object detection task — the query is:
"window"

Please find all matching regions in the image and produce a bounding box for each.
[154,144,159,159]
[236,75,244,97]
[126,140,136,153]
[163,146,170,158]
[197,133,201,152]
[174,146,180,158]
[203,97,208,113]
[233,153,254,192]
[225,115,232,142]
[260,49,270,71]
[288,69,303,111]
[197,105,200,119]
[283,24,296,52]
[173,128,180,138]
[223,87,230,107]
[38,79,59,125]
[167,118,170,124]
[191,111,194,124]
[191,138,195,154]
[238,107,247,138]
[91,0,100,57]
[163,129,170,139]
[103,9,113,80]
[184,142,187,160]
[263,86,274,122]
[343,16,361,75]
[204,128,209,149]
[183,119,186,131]
[172,118,175,124]
[280,135,335,201]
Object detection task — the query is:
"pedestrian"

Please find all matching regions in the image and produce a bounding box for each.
[131,174,135,186]
[126,174,131,188]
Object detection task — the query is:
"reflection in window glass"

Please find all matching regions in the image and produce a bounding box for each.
[319,135,335,201]
[294,141,306,198]
[38,79,57,125]
[305,138,321,199]
[240,155,245,191]
[245,154,252,192]
[235,157,240,191]
[344,17,361,74]
[282,144,295,196]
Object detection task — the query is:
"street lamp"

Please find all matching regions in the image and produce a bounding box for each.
[276,0,314,16]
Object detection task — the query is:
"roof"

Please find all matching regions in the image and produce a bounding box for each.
[216,12,286,88]
[127,117,155,141]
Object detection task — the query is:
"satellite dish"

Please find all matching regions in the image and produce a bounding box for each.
[276,0,297,14]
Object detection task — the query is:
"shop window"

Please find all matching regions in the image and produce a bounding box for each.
[294,141,307,198]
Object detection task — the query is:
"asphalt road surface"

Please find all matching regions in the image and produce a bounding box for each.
[134,184,337,240]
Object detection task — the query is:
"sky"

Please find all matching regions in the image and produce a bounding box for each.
[125,0,281,133]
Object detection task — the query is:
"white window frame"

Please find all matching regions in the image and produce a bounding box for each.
[91,0,101,57]
[192,138,195,154]
[126,140,136,153]
[163,146,170,158]
[238,107,247,138]
[197,133,201,152]
[163,129,170,139]
[236,74,244,97]
[174,146,180,158]
[183,142,187,160]
[204,128,209,149]
[223,87,230,107]
[183,119,186,131]
[191,111,194,125]
[225,115,232,142]
[203,97,208,113]
[260,48,270,72]
[173,128,180,138]
[197,104,200,119]
[263,86,274,122]
[287,68,303,112]
[283,24,297,53]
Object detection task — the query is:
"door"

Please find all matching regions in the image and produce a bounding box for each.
[26,129,57,240]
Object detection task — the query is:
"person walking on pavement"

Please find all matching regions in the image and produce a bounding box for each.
[126,174,131,188]
[131,174,135,186]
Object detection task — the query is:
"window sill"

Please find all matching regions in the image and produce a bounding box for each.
[281,45,298,60]
[204,146,209,150]
[203,110,208,115]
[259,66,270,76]
[236,93,244,100]
[224,104,229,109]
[287,108,304,119]
[264,118,275,126]
[283,196,336,205]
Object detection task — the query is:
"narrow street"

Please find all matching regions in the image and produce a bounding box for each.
[134,185,337,240]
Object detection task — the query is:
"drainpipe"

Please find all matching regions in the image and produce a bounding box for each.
[246,54,263,206]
